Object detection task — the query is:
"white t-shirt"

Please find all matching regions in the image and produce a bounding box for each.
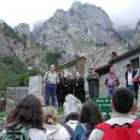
[128,72,133,85]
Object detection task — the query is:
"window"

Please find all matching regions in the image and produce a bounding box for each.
[131,57,139,69]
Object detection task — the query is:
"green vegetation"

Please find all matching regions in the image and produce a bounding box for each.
[2,22,27,44]
[45,51,62,66]
[0,111,7,117]
[0,56,39,91]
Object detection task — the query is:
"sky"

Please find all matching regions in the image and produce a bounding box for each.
[0,0,140,31]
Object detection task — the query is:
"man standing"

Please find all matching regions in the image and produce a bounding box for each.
[125,63,139,99]
[105,68,120,98]
[86,66,99,99]
[43,64,59,107]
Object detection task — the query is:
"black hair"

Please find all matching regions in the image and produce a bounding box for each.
[65,112,79,123]
[126,63,131,68]
[80,101,102,129]
[112,87,134,113]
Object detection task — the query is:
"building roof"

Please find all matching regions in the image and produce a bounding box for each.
[56,56,86,70]
[109,45,140,64]
[95,46,140,73]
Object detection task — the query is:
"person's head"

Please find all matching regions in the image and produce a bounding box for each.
[58,70,65,78]
[126,63,132,72]
[7,95,43,130]
[43,106,57,125]
[65,112,79,123]
[50,64,55,72]
[89,66,95,73]
[76,71,81,77]
[80,102,102,128]
[110,67,115,74]
[67,72,73,79]
[111,87,134,113]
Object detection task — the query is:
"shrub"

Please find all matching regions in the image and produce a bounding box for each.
[45,51,62,66]
[0,56,40,91]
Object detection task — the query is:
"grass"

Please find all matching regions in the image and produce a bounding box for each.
[0,111,7,118]
[57,110,64,115]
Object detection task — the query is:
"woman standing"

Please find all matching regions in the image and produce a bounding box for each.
[64,72,73,97]
[57,70,66,111]
[73,71,85,103]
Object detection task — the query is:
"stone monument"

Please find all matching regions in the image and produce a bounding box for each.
[29,76,45,105]
[64,94,82,116]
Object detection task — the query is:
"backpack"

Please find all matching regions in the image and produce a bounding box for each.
[0,124,31,140]
[81,125,93,140]
[63,124,74,140]
[96,121,140,140]
[81,129,91,140]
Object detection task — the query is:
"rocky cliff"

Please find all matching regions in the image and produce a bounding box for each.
[133,19,140,45]
[32,2,120,62]
[0,21,48,72]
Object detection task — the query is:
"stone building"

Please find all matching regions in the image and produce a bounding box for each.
[97,46,140,97]
[56,46,140,97]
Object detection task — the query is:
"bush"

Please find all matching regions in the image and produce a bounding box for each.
[0,56,40,91]
[45,51,62,66]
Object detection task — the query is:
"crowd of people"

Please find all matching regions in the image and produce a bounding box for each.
[43,64,86,110]
[0,87,140,140]
[43,64,100,109]
[43,63,140,109]
[0,63,140,139]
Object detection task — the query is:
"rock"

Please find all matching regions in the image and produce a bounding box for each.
[15,23,30,37]
[29,76,45,106]
[133,19,140,45]
[0,22,48,72]
[0,99,6,111]
[64,94,82,116]
[32,2,120,63]
[6,99,15,113]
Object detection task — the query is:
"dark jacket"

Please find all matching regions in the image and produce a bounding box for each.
[73,77,85,103]
[64,78,73,96]
[125,69,139,91]
[86,72,99,85]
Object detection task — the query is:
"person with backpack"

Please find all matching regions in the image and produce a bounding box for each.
[0,94,47,140]
[43,64,59,107]
[43,106,70,140]
[64,112,79,140]
[89,87,140,140]
[73,101,102,140]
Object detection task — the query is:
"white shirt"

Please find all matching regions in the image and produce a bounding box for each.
[128,71,133,85]
[29,128,47,140]
[44,123,70,140]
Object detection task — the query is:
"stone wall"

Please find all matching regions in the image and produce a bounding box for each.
[6,87,28,112]
[99,53,140,97]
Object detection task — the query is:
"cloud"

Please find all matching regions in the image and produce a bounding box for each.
[0,0,139,30]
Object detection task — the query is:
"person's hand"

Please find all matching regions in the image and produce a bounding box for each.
[65,85,67,87]
[76,83,78,86]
